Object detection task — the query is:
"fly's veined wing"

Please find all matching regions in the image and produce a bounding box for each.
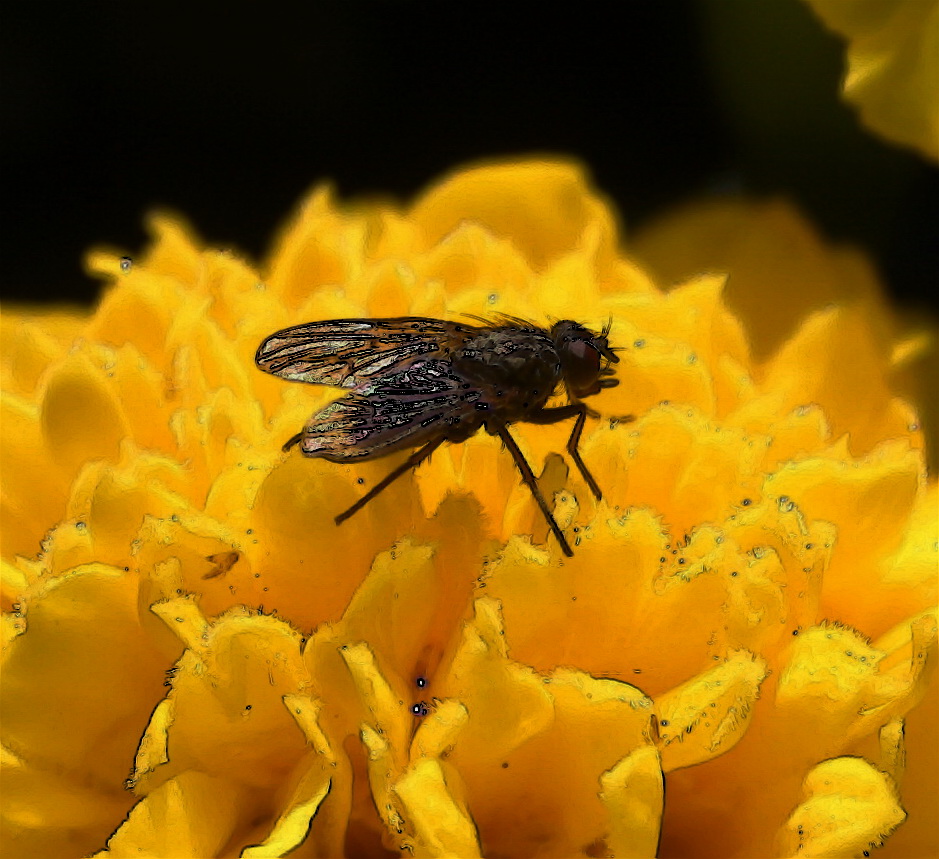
[255,317,462,389]
[296,358,484,461]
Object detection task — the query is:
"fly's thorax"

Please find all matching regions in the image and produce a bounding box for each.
[452,328,562,398]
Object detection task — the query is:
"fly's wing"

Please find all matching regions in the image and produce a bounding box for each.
[255,317,464,389]
[296,358,484,461]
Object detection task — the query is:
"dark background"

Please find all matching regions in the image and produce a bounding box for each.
[3,0,937,312]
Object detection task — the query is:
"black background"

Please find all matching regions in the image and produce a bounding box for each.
[3,0,937,312]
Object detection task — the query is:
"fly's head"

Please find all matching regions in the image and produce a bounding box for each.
[551,320,619,399]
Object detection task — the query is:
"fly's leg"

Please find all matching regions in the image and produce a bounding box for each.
[525,404,634,501]
[334,436,446,526]
[564,405,601,500]
[282,432,304,452]
[494,423,574,557]
[525,404,602,499]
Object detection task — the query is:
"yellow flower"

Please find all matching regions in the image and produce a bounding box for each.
[1,160,936,858]
[805,0,939,161]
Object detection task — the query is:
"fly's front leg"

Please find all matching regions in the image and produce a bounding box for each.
[524,403,603,499]
[525,403,634,501]
[564,405,602,500]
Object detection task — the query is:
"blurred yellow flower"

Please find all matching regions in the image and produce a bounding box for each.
[805,0,939,161]
[1,160,936,858]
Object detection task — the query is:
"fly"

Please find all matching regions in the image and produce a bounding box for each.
[255,315,626,556]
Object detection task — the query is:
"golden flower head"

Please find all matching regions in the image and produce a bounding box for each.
[1,160,936,858]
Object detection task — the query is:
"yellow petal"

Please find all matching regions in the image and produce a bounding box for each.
[768,442,924,630]
[337,531,481,688]
[437,597,554,764]
[341,641,411,765]
[0,317,73,397]
[160,609,310,789]
[419,221,534,302]
[879,718,906,785]
[249,453,423,630]
[64,448,192,568]
[656,650,768,772]
[140,213,204,285]
[1,564,173,784]
[359,721,411,853]
[872,483,939,632]
[393,758,481,859]
[410,699,469,760]
[0,558,28,612]
[485,511,755,699]
[411,159,618,274]
[85,271,180,368]
[599,746,665,859]
[265,185,366,310]
[134,512,252,618]
[775,756,905,858]
[1,392,70,556]
[763,307,921,457]
[776,610,938,749]
[129,699,174,792]
[283,694,335,764]
[240,765,331,858]
[99,770,245,859]
[39,350,129,474]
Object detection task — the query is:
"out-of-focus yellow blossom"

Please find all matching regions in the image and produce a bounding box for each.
[1,159,935,858]
[805,0,939,162]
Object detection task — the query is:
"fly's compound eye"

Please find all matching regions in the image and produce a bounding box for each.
[559,337,603,395]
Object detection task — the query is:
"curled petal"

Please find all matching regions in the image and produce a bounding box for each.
[656,650,768,772]
[775,756,905,859]
[393,758,481,859]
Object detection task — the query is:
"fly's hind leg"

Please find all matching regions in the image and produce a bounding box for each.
[334,436,446,526]
[282,431,304,452]
[494,422,574,557]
